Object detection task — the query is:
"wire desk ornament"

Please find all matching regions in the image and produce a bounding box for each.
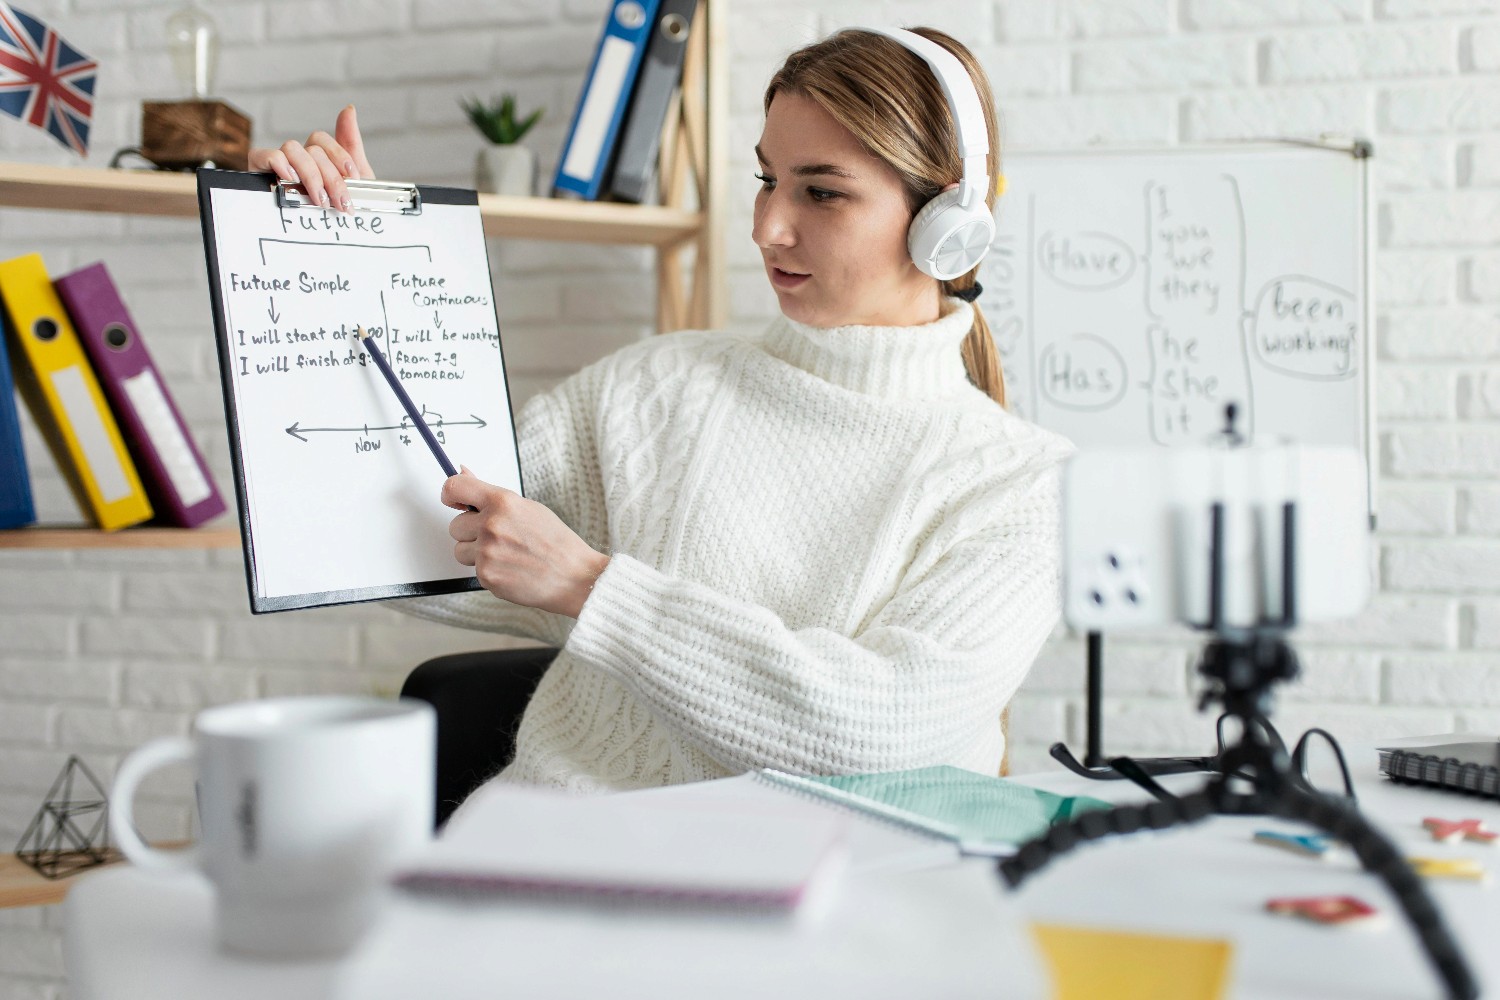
[15,755,119,880]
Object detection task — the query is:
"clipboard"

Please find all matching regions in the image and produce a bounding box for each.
[196,169,524,613]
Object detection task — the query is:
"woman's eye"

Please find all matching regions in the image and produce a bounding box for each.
[807,187,841,203]
[753,172,775,189]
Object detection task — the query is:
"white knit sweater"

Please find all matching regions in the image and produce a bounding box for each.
[401,302,1073,793]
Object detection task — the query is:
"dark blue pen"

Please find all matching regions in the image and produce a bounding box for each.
[357,325,477,511]
[356,325,457,476]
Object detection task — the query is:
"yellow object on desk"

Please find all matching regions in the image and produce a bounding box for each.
[1407,856,1489,883]
[1031,922,1234,1000]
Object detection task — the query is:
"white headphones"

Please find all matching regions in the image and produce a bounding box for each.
[863,27,996,282]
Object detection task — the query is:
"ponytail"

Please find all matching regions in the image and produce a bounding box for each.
[945,275,1006,408]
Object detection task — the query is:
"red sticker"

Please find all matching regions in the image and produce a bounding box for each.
[1265,895,1379,925]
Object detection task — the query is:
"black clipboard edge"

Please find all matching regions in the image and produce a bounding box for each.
[197,169,260,612]
[195,168,526,615]
[251,575,484,614]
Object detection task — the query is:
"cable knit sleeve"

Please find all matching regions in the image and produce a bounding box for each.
[562,460,1064,776]
[394,359,615,647]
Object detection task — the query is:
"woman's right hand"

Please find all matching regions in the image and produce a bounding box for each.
[247,104,376,212]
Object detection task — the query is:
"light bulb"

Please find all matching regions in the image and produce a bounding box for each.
[166,3,218,100]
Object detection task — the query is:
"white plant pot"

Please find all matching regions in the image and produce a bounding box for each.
[475,145,536,197]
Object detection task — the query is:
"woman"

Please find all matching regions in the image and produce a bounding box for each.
[250,27,1072,795]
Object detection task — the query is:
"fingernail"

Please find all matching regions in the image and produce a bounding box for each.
[344,160,357,177]
[319,189,330,207]
[341,195,352,212]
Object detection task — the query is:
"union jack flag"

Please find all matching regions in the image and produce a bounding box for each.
[0,3,95,156]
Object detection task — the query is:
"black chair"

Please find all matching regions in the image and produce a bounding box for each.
[400,646,556,828]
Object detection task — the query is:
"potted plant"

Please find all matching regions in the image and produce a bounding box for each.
[462,94,543,197]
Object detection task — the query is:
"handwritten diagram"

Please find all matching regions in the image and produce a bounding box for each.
[224,241,503,459]
[203,181,521,604]
[980,147,1366,455]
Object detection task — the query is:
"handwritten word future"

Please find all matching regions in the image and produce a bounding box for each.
[229,271,351,295]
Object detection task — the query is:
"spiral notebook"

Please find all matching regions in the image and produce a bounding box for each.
[1378,739,1500,800]
[394,782,850,914]
[755,766,1111,859]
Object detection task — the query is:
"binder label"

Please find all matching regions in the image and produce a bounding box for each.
[122,367,213,506]
[52,364,132,503]
[561,36,635,182]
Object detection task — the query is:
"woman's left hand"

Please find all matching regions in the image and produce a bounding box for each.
[442,469,610,619]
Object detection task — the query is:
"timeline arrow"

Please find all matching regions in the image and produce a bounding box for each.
[285,414,488,442]
[268,297,280,324]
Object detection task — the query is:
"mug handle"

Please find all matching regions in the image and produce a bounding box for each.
[110,736,199,873]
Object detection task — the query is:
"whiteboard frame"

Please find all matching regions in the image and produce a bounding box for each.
[999,137,1376,526]
[197,169,523,613]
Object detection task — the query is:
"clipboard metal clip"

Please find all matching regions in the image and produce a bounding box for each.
[276,178,423,216]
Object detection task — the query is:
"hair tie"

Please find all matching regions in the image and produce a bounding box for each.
[952,282,983,303]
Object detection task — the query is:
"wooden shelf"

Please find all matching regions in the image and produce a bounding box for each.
[0,849,114,908]
[0,525,240,549]
[0,161,703,248]
[0,0,727,553]
[2,844,189,908]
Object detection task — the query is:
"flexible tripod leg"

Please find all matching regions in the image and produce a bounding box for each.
[1246,786,1480,1000]
[1000,786,1479,1000]
[999,789,1217,887]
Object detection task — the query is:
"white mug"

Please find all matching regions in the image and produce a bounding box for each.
[110,695,435,958]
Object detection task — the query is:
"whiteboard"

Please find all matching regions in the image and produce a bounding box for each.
[198,171,523,613]
[977,142,1371,505]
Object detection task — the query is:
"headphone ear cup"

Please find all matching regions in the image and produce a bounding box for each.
[908,188,997,281]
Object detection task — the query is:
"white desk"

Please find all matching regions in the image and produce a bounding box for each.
[65,740,1500,1000]
[1004,742,1500,1000]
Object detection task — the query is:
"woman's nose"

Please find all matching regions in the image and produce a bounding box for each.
[752,192,794,248]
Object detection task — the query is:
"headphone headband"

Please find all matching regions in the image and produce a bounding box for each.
[862,26,989,209]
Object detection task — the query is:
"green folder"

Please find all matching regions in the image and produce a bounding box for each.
[758,765,1111,857]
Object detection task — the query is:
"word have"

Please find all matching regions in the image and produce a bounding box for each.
[1037,231,1135,290]
[1043,237,1129,278]
[229,271,352,296]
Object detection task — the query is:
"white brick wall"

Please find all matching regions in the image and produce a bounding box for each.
[0,1,1496,994]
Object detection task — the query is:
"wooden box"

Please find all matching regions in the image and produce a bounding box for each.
[140,100,250,171]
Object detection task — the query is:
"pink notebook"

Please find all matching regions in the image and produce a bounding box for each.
[395,783,849,914]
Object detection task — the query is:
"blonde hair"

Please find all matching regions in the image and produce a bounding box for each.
[765,27,1006,408]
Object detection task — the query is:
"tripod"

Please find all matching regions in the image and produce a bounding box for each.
[1001,496,1479,1000]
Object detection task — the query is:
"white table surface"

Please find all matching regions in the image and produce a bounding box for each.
[1004,736,1500,1000]
[65,736,1500,1000]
